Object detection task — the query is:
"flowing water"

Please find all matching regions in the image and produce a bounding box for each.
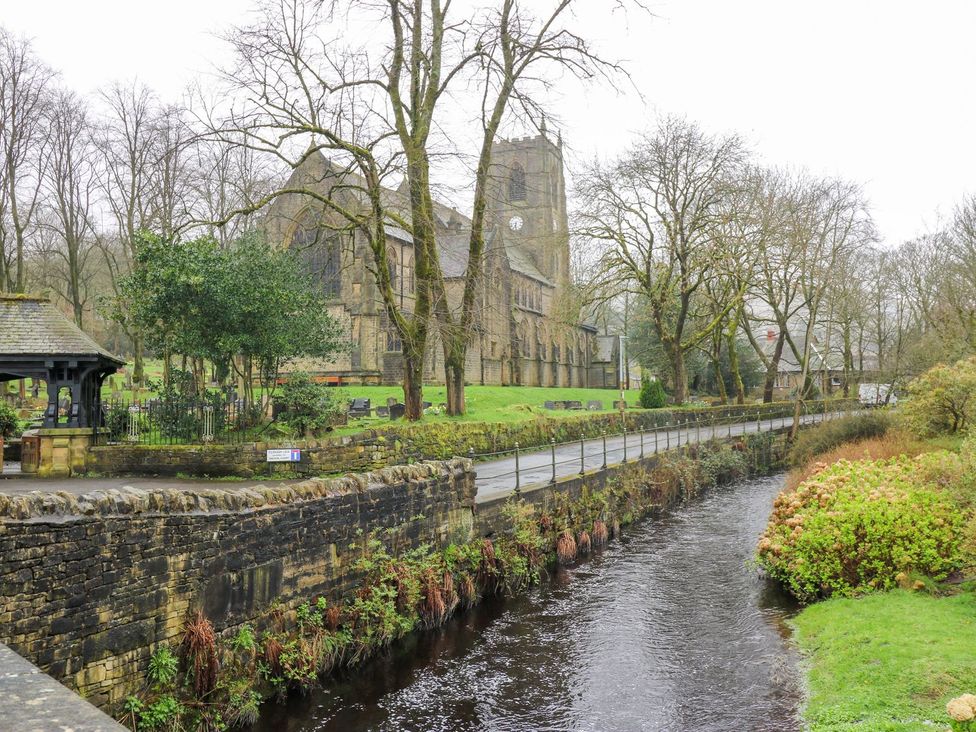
[254,474,802,732]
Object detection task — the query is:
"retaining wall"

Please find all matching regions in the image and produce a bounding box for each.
[0,460,474,708]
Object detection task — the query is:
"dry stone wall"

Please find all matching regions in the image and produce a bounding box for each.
[0,460,475,708]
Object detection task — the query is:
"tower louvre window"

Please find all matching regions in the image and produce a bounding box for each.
[509,163,526,202]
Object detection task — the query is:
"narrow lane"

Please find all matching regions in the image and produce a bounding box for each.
[473,412,831,503]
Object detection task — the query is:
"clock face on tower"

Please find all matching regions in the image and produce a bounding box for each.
[508,215,524,232]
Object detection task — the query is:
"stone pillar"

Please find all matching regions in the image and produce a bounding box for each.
[31,428,95,478]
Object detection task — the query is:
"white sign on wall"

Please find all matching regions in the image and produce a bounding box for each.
[266,448,302,463]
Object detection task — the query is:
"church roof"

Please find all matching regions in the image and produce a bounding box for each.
[0,294,123,363]
[505,245,552,286]
[291,149,553,286]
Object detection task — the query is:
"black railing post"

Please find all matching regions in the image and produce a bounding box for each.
[696,418,701,444]
[551,437,557,484]
[602,430,607,469]
[514,442,521,495]
[640,428,645,459]
[622,426,628,463]
[580,432,586,475]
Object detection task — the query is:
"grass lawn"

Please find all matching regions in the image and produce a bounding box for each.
[792,589,976,731]
[337,384,637,430]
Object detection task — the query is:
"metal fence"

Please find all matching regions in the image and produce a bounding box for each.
[92,396,263,446]
[468,402,863,493]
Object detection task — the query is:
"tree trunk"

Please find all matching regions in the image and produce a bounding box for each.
[133,336,145,387]
[669,345,688,404]
[762,333,786,403]
[727,330,746,405]
[444,352,466,417]
[402,345,424,422]
[712,356,728,404]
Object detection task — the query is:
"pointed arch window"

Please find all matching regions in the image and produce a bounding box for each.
[509,163,526,202]
[387,249,398,293]
[404,254,415,293]
[291,210,341,298]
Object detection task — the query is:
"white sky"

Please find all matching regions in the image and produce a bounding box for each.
[4,0,974,245]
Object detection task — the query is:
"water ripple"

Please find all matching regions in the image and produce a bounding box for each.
[254,475,802,732]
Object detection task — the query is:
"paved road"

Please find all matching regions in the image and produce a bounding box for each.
[472,412,833,504]
[0,474,304,497]
[0,412,842,501]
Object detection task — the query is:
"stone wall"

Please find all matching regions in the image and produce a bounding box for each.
[84,399,850,479]
[0,460,474,707]
[86,432,395,478]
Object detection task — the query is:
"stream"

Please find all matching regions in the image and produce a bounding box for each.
[253,474,802,732]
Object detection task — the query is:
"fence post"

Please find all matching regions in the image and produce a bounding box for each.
[514,442,521,495]
[468,447,475,462]
[622,426,628,463]
[696,418,700,444]
[580,432,586,475]
[602,430,607,469]
[728,414,733,438]
[551,438,557,484]
[202,406,215,443]
[654,427,659,454]
[666,422,670,450]
[640,428,645,459]
[757,411,761,433]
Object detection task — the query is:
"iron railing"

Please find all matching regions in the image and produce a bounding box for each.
[93,396,263,446]
[467,402,862,493]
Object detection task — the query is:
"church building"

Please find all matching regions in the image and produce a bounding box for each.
[265,127,622,388]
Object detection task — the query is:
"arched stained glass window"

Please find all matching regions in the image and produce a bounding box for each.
[291,210,341,298]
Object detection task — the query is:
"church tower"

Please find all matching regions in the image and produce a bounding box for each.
[488,123,571,288]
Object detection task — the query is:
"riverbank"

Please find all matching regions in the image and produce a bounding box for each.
[792,590,976,731]
[757,404,976,731]
[252,473,801,732]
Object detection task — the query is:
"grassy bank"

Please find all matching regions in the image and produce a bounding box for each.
[761,408,976,731]
[792,590,976,731]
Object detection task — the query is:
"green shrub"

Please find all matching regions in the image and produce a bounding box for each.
[757,455,964,602]
[789,410,892,467]
[0,401,18,438]
[275,372,345,436]
[901,357,976,436]
[639,377,667,409]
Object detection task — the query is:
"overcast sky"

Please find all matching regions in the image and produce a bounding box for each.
[5,0,974,246]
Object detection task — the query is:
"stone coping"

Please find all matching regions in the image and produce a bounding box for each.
[0,459,471,521]
[0,643,127,731]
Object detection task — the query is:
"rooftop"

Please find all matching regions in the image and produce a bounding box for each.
[0,294,123,363]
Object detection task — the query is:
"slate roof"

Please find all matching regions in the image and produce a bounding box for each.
[0,295,123,363]
[302,150,552,287]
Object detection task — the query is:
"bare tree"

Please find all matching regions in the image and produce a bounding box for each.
[0,28,55,292]
[577,116,747,403]
[208,0,629,419]
[431,0,627,415]
[783,176,873,437]
[44,89,98,326]
[95,81,160,384]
